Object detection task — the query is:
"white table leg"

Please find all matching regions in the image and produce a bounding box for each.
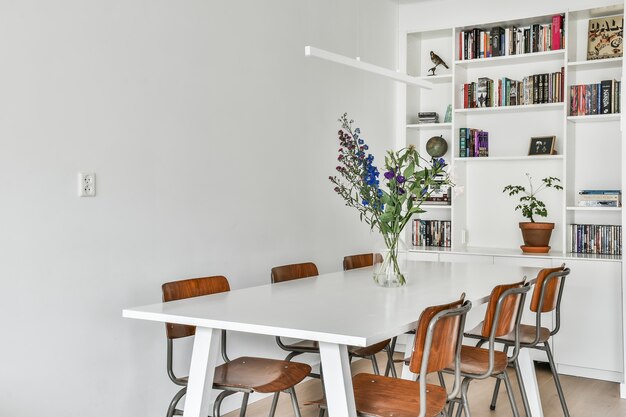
[517,348,544,417]
[401,333,417,381]
[319,342,357,417]
[183,327,221,417]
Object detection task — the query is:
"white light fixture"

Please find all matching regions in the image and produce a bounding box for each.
[304,46,432,89]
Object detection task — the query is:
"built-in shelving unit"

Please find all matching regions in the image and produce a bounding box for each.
[400,6,623,260]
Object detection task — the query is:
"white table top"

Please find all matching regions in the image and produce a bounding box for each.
[123,261,540,346]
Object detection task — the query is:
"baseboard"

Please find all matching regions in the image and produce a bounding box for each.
[556,363,623,383]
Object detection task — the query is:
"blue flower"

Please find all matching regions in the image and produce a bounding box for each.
[358,139,364,145]
[362,199,369,206]
[355,128,361,134]
[377,189,383,197]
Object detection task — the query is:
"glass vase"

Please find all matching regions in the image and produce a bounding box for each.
[373,237,407,288]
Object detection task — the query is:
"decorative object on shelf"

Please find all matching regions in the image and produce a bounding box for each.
[503,173,563,253]
[428,51,448,76]
[587,15,623,60]
[417,111,439,124]
[330,113,452,287]
[444,104,452,123]
[528,136,556,155]
[426,135,448,158]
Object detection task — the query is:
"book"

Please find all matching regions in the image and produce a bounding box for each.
[587,15,624,60]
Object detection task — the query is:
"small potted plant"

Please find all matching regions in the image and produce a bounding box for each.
[503,173,562,253]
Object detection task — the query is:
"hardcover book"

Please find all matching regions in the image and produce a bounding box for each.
[587,15,624,60]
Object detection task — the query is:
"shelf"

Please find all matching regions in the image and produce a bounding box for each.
[567,114,621,123]
[455,102,564,114]
[568,57,623,68]
[406,122,452,129]
[413,74,452,83]
[421,204,452,209]
[566,206,622,212]
[454,155,563,162]
[407,245,622,262]
[454,49,565,68]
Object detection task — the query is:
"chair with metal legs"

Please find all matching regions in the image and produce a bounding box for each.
[464,265,571,417]
[271,261,393,376]
[162,276,311,417]
[314,294,471,417]
[443,279,531,417]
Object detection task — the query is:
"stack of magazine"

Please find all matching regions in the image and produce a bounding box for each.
[577,190,621,207]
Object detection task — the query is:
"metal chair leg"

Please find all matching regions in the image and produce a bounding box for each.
[502,371,521,417]
[545,341,570,417]
[288,387,303,417]
[318,408,326,417]
[437,371,447,389]
[488,345,508,411]
[213,391,234,417]
[285,351,303,362]
[239,392,250,417]
[268,392,280,417]
[384,345,398,378]
[460,378,472,417]
[513,358,531,417]
[370,355,381,375]
[384,337,398,377]
[166,387,186,417]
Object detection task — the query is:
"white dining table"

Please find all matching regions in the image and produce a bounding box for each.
[123,261,546,417]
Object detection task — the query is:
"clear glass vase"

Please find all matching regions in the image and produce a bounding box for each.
[373,237,407,287]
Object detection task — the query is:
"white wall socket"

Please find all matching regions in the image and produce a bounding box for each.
[78,173,96,197]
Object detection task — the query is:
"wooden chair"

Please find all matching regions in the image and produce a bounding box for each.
[443,279,531,417]
[162,276,311,417]
[270,261,393,377]
[337,295,472,417]
[464,265,571,417]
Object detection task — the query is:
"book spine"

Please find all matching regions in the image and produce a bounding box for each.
[459,128,466,157]
[601,80,612,114]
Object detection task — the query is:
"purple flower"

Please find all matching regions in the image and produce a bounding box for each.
[384,171,395,180]
[396,175,406,184]
[398,188,406,195]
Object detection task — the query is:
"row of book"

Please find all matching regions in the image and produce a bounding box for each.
[570,224,622,255]
[458,14,565,60]
[569,80,621,116]
[412,219,451,247]
[459,128,489,157]
[577,190,622,208]
[462,69,564,108]
[423,173,452,205]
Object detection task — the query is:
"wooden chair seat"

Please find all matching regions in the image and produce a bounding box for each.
[449,345,509,376]
[353,373,447,417]
[212,356,311,394]
[283,339,391,358]
[465,322,551,345]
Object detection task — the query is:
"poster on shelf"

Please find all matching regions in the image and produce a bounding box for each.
[587,15,623,60]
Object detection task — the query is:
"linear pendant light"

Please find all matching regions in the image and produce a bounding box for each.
[304,46,432,89]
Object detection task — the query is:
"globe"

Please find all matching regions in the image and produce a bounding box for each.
[426,135,448,158]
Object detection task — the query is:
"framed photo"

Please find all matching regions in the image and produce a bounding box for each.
[529,136,556,156]
[587,15,624,60]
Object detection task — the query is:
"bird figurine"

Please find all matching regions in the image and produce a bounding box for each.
[428,51,449,76]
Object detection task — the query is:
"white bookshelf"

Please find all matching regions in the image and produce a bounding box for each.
[399,6,623,259]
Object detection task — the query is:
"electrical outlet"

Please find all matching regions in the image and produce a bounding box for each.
[78,173,96,197]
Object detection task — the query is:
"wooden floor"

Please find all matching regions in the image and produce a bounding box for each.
[224,353,626,417]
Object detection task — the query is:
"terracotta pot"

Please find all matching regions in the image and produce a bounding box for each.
[519,222,554,253]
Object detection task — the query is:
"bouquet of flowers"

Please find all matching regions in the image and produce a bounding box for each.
[329,113,452,286]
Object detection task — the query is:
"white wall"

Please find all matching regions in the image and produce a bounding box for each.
[0,1,398,416]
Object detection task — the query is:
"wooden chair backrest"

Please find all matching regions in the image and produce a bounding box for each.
[162,276,230,339]
[529,265,567,313]
[343,253,384,271]
[481,279,526,338]
[271,262,318,283]
[409,294,467,374]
